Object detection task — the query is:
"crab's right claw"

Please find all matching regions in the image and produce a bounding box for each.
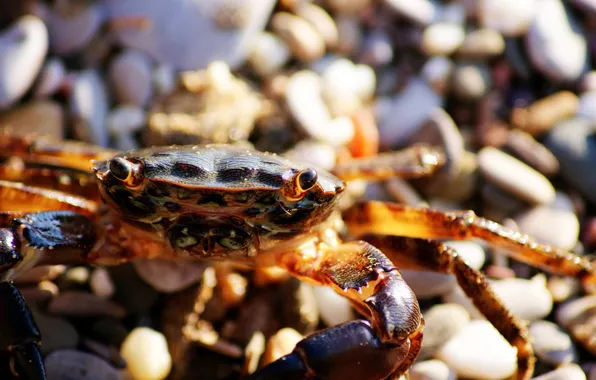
[246,320,409,380]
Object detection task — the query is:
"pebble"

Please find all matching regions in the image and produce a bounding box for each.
[121,327,172,380]
[478,147,556,204]
[505,130,560,176]
[294,3,338,49]
[477,0,536,36]
[544,118,596,205]
[511,91,579,137]
[556,296,596,355]
[421,57,454,94]
[109,49,153,107]
[218,271,248,308]
[375,77,443,149]
[106,0,276,71]
[358,30,394,67]
[514,205,580,250]
[244,331,265,374]
[69,69,110,147]
[15,265,66,284]
[547,276,581,303]
[310,285,355,326]
[526,0,588,83]
[0,100,64,139]
[401,241,485,299]
[48,291,126,318]
[533,364,587,380]
[0,15,48,110]
[384,0,437,26]
[133,258,206,293]
[248,32,291,77]
[419,304,470,359]
[107,105,146,150]
[444,274,553,321]
[410,360,456,380]
[44,2,104,55]
[32,311,79,354]
[421,23,465,56]
[152,64,176,97]
[436,320,517,380]
[335,16,361,54]
[529,320,577,366]
[456,28,505,59]
[45,350,121,380]
[89,268,116,299]
[271,12,326,62]
[33,57,66,98]
[284,140,337,171]
[261,327,303,367]
[451,62,492,101]
[578,91,596,121]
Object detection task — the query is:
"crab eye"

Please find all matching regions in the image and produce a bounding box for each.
[109,157,131,180]
[297,168,318,192]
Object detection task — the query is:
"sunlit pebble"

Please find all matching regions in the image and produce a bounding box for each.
[90,268,115,299]
[244,331,265,375]
[219,272,248,307]
[248,32,291,77]
[311,285,355,326]
[261,328,303,367]
[121,327,172,380]
[421,23,465,56]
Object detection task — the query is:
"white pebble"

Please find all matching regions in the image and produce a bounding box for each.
[89,268,115,299]
[421,23,465,56]
[533,364,586,380]
[284,140,337,171]
[248,32,290,77]
[436,320,517,380]
[33,57,65,98]
[107,105,146,135]
[310,285,355,326]
[70,69,109,147]
[410,360,456,380]
[285,71,331,139]
[385,0,438,26]
[478,0,536,36]
[121,327,172,380]
[0,15,48,110]
[577,91,596,121]
[109,49,153,107]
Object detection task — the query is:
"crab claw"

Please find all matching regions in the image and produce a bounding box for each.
[246,320,410,380]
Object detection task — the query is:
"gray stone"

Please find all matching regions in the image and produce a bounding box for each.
[45,350,121,380]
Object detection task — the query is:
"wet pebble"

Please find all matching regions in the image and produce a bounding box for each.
[478,147,556,204]
[420,303,470,359]
[133,258,206,293]
[48,291,126,318]
[44,2,104,55]
[109,49,153,107]
[530,320,577,366]
[526,0,588,83]
[544,118,596,205]
[0,15,48,109]
[121,327,172,380]
[436,320,517,380]
[478,0,536,36]
[32,311,79,354]
[410,360,456,380]
[45,350,121,380]
[534,364,587,380]
[69,69,109,147]
[515,205,580,250]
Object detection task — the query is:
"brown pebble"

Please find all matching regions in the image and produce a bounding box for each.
[48,291,126,318]
[134,258,207,293]
[15,265,66,284]
[505,129,560,176]
[0,100,65,139]
[19,281,59,303]
[261,328,304,367]
[293,3,338,49]
[511,91,579,136]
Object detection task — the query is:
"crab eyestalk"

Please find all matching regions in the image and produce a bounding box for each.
[281,168,319,201]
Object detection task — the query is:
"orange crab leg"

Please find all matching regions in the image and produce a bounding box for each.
[0,134,116,172]
[344,201,596,292]
[331,145,446,182]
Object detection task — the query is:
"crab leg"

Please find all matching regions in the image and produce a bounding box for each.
[359,234,534,380]
[331,145,445,182]
[250,241,423,380]
[344,201,596,292]
[0,134,116,172]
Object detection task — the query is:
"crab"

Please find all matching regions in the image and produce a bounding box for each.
[0,133,595,380]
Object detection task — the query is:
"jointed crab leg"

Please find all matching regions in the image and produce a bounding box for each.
[344,201,596,291]
[360,234,534,380]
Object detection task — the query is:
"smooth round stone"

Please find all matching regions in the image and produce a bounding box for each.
[284,140,337,171]
[421,57,454,93]
[109,49,153,107]
[107,105,146,135]
[0,100,64,139]
[533,364,586,380]
[359,30,393,67]
[436,320,517,380]
[421,23,465,56]
[321,59,375,115]
[547,276,581,303]
[45,350,121,380]
[105,0,275,71]
[133,258,206,293]
[515,206,580,250]
[556,295,596,328]
[384,0,438,26]
[544,118,596,205]
[478,147,556,204]
[456,28,505,59]
[578,91,596,121]
[310,285,355,326]
[152,64,176,96]
[33,57,65,98]
[375,77,443,149]
[445,274,553,321]
[294,3,338,49]
[420,304,470,358]
[248,32,290,77]
[452,62,492,101]
[262,328,303,367]
[271,12,326,62]
[335,16,362,54]
[121,327,172,380]
[402,241,485,299]
[69,69,109,147]
[89,268,115,299]
[44,2,104,55]
[478,0,536,36]
[0,15,48,110]
[32,311,79,354]
[526,0,588,83]
[410,360,456,380]
[48,291,126,318]
[530,320,576,365]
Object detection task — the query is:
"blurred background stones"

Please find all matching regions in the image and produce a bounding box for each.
[2,0,596,379]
